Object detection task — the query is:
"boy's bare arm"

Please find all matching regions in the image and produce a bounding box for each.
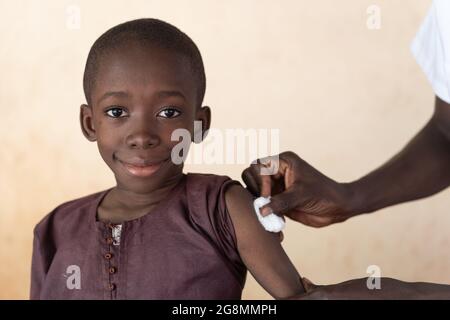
[225,184,305,299]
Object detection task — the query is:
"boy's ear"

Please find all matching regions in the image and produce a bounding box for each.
[80,104,97,142]
[193,105,211,143]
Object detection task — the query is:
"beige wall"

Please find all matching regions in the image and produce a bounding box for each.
[1,0,448,300]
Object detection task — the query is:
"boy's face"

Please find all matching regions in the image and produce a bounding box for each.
[80,43,210,193]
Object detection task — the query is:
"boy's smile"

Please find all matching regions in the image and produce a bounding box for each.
[80,41,210,220]
[116,155,170,178]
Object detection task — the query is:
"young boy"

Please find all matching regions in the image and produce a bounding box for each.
[30,18,305,299]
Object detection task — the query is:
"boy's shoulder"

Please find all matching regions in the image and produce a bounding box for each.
[185,172,243,191]
[33,189,108,237]
[186,172,232,181]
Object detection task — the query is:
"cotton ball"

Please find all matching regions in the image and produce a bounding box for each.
[253,197,285,233]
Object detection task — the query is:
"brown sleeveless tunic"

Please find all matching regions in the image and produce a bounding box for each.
[30,173,247,299]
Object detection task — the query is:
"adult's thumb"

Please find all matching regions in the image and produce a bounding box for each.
[260,189,299,216]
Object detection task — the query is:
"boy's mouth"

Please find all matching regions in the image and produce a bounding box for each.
[118,158,168,178]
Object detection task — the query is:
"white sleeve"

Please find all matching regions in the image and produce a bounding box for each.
[411,0,450,103]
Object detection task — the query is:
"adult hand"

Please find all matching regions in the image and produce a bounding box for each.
[292,277,450,300]
[242,151,359,227]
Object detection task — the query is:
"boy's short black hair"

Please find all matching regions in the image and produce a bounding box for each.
[83,18,206,107]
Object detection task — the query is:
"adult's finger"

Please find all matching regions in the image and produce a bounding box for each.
[259,174,272,198]
[277,231,284,242]
[259,188,300,217]
[243,162,274,197]
[286,211,336,228]
[241,167,259,196]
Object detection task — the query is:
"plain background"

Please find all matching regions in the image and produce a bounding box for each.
[1,0,449,299]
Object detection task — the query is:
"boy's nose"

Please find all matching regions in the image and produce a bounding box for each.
[126,132,161,149]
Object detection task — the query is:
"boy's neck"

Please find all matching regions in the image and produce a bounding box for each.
[98,173,185,223]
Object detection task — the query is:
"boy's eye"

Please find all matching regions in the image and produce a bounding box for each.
[105,107,127,118]
[157,107,181,119]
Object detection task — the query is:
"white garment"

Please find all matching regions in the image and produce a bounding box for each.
[411,0,450,103]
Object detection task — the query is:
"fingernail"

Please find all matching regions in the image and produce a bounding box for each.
[260,206,272,216]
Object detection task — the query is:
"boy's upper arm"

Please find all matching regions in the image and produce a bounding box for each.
[225,184,305,299]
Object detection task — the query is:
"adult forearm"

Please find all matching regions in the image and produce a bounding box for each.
[298,277,450,299]
[347,103,450,215]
